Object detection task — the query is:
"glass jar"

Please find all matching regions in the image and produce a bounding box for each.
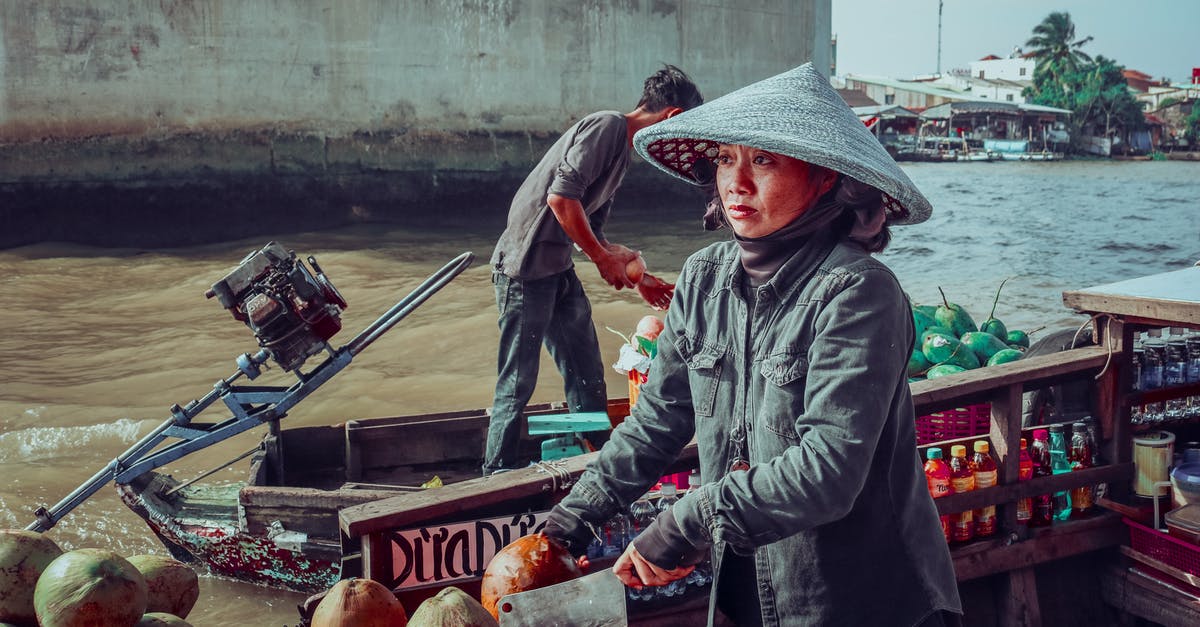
[1165,337,1189,419]
[1188,333,1200,419]
[1130,346,1145,425]
[1142,338,1166,423]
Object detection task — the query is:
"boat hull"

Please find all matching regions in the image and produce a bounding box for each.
[117,400,629,594]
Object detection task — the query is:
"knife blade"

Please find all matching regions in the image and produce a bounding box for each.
[496,568,629,626]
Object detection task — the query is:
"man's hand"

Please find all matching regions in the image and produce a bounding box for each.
[636,274,674,311]
[593,243,639,290]
[612,544,694,589]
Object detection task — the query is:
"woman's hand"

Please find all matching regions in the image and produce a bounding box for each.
[636,274,674,310]
[612,543,694,589]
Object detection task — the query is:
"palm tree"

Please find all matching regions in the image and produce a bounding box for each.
[1025,12,1093,87]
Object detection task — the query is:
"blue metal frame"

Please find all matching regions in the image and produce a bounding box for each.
[27,251,474,533]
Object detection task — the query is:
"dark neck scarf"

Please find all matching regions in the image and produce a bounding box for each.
[733,196,844,285]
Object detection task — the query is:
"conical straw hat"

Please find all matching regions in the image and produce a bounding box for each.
[633,63,932,225]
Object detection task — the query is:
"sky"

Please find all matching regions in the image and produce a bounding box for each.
[831,0,1200,82]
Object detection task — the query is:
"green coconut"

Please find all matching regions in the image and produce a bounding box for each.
[125,555,199,619]
[987,348,1025,366]
[134,613,192,627]
[926,364,968,379]
[0,529,64,625]
[407,586,497,627]
[34,548,147,627]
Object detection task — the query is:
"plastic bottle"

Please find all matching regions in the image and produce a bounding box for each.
[656,484,684,597]
[629,493,657,538]
[657,482,680,512]
[970,441,998,538]
[924,448,952,542]
[949,444,975,543]
[1069,422,1095,518]
[1029,429,1054,527]
[1048,424,1073,521]
[1017,438,1033,525]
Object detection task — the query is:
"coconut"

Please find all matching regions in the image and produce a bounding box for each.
[125,554,199,619]
[634,315,664,341]
[133,613,192,627]
[407,586,497,627]
[479,533,582,621]
[34,548,148,627]
[310,578,408,627]
[0,529,64,625]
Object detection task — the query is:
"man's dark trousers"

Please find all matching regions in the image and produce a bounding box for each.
[485,268,607,474]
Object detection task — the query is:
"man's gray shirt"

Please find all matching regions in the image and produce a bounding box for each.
[491,111,630,280]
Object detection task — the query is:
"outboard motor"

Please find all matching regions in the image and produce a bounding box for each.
[205,242,348,372]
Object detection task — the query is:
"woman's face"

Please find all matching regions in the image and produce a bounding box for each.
[714,144,837,238]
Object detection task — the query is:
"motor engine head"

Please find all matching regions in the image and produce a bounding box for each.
[206,242,347,372]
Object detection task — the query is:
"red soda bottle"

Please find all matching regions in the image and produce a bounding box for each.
[1029,429,1054,527]
[970,441,997,538]
[924,448,952,542]
[1069,422,1095,518]
[949,444,975,543]
[1017,438,1033,525]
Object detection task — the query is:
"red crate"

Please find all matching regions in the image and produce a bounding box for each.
[1125,517,1200,577]
[916,403,990,445]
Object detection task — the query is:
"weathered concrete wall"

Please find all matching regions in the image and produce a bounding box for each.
[0,0,831,248]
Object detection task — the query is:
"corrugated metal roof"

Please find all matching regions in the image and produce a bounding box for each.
[844,75,967,100]
[837,88,879,107]
[919,101,1071,119]
[852,104,921,118]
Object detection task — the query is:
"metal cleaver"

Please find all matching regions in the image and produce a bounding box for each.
[497,568,629,626]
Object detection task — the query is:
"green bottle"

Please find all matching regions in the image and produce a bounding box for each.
[1049,424,1072,521]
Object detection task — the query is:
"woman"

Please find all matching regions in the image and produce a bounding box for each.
[543,63,961,626]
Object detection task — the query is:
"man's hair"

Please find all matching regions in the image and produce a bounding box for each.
[638,64,703,112]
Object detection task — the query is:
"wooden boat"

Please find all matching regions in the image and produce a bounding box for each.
[116,343,1109,603]
[115,398,655,595]
[116,265,1200,626]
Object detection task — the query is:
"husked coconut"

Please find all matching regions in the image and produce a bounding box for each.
[0,529,63,625]
[126,554,199,619]
[407,586,497,627]
[34,548,147,627]
[311,578,408,627]
[134,612,193,626]
[479,533,581,621]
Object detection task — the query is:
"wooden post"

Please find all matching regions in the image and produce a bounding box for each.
[345,420,362,482]
[991,383,1024,535]
[999,567,1044,627]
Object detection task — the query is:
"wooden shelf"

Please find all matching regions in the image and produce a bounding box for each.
[933,463,1132,516]
[949,511,1126,581]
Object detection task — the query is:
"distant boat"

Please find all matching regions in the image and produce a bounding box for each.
[984,139,1062,161]
[897,136,999,162]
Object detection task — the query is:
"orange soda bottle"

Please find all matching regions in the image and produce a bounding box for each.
[1017,438,1034,525]
[970,441,998,538]
[924,448,952,542]
[949,444,975,543]
[1069,422,1095,518]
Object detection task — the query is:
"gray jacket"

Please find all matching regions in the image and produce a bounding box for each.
[556,232,961,625]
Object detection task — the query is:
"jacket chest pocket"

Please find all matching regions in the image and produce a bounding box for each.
[674,334,726,418]
[758,351,808,439]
